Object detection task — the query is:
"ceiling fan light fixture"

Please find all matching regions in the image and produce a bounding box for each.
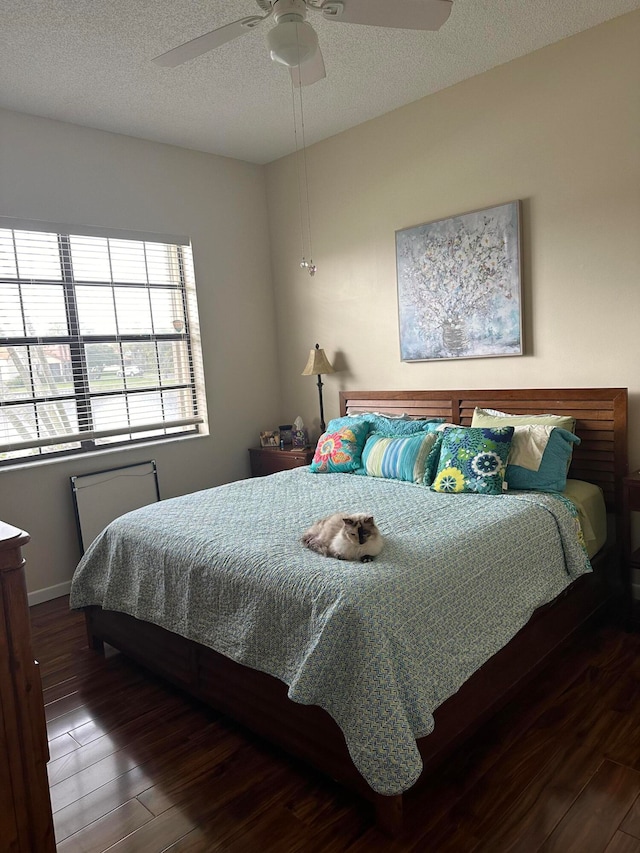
[268,20,318,67]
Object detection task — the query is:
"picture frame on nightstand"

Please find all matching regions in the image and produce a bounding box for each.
[259,430,280,448]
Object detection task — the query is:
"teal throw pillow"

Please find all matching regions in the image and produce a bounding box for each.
[505,427,580,492]
[431,426,514,494]
[361,431,440,485]
[309,421,370,473]
[327,413,444,437]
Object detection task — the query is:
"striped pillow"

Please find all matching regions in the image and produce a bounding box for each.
[361,431,439,485]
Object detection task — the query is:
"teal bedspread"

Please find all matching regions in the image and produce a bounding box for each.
[70,468,591,795]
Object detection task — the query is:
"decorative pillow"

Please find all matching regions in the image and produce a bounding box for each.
[327,413,444,437]
[505,428,580,492]
[361,431,440,485]
[424,433,444,486]
[471,407,576,433]
[309,421,370,473]
[431,426,514,494]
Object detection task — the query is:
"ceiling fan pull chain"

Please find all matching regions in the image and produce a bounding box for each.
[291,77,308,268]
[297,49,316,276]
[290,25,316,277]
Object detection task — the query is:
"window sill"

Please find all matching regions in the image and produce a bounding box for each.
[0,429,209,474]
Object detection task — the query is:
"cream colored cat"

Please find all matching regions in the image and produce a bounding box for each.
[301,513,383,562]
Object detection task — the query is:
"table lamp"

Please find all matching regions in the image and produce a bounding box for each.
[301,344,335,434]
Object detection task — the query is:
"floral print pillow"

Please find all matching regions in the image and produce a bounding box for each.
[431,426,514,494]
[309,421,370,473]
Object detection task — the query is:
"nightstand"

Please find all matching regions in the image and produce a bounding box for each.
[249,445,314,477]
[623,471,640,627]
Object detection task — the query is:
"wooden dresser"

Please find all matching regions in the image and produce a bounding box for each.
[0,521,55,852]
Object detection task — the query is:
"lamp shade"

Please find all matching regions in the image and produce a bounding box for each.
[268,20,318,68]
[301,344,335,376]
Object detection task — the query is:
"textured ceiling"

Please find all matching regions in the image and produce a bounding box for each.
[1,0,639,164]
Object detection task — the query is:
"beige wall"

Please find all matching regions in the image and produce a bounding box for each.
[266,12,640,474]
[0,109,280,596]
[1,11,639,598]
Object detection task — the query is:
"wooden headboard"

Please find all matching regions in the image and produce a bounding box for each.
[339,388,628,516]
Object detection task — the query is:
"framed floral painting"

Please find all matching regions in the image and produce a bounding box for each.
[396,201,523,361]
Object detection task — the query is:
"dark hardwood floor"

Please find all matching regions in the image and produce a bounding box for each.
[30,596,640,852]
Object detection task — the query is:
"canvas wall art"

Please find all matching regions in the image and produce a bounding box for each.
[396,201,523,362]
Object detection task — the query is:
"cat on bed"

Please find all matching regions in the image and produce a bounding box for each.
[301,513,383,562]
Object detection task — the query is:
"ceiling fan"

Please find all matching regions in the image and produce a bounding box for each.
[152,0,453,86]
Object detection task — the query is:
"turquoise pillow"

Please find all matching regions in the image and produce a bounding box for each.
[309,421,370,473]
[431,426,514,494]
[361,431,440,485]
[506,428,580,492]
[327,413,444,437]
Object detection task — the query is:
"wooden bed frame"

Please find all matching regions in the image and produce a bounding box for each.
[83,388,628,835]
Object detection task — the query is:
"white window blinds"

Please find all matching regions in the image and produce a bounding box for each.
[0,222,205,463]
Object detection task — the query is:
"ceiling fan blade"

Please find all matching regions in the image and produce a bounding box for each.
[152,14,270,67]
[290,46,326,87]
[320,0,452,31]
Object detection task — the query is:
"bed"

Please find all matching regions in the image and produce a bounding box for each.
[70,388,628,834]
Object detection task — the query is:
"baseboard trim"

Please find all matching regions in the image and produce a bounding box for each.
[29,581,72,607]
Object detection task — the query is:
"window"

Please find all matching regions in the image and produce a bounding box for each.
[0,221,205,464]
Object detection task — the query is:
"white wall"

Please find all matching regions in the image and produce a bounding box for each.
[265,12,640,471]
[0,110,280,596]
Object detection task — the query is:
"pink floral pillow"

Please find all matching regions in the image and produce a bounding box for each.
[309,422,370,473]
